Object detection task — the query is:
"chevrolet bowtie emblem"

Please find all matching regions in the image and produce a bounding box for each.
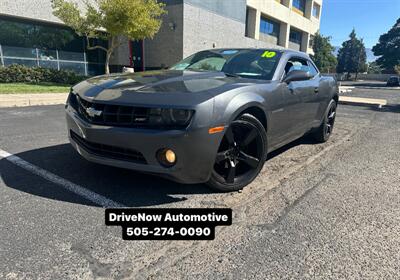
[86,107,102,117]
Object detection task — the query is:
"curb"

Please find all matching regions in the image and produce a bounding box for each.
[0,93,68,108]
[352,86,400,90]
[338,96,387,108]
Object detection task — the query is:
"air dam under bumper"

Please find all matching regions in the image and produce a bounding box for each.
[66,108,222,184]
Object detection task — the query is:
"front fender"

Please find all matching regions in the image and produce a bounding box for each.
[213,90,268,128]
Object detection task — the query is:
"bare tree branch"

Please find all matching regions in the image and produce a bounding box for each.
[85,35,108,52]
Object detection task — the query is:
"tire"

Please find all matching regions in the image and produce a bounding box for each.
[312,99,337,143]
[207,113,267,192]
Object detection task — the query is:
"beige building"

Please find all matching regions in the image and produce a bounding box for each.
[0,0,322,73]
[246,0,322,53]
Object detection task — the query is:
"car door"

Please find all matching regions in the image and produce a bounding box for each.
[268,80,303,148]
[284,57,316,130]
[268,57,308,148]
[301,59,322,126]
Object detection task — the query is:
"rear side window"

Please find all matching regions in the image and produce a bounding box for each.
[307,61,319,77]
[284,57,318,77]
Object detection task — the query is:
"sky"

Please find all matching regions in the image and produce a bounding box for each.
[319,0,400,48]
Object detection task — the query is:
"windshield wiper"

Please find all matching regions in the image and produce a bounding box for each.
[223,72,241,78]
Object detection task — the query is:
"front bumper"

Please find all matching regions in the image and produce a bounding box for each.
[66,106,223,184]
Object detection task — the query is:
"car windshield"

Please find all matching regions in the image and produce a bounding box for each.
[170,49,282,80]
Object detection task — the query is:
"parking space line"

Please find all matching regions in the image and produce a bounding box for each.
[0,148,125,208]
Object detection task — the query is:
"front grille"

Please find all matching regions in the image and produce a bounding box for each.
[70,130,147,164]
[71,94,151,127]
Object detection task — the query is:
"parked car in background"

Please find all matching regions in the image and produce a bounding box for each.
[66,49,338,192]
[386,76,400,87]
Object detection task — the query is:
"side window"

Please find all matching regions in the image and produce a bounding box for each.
[307,61,319,77]
[284,57,309,76]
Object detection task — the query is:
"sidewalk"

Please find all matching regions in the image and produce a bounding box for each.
[0,93,68,108]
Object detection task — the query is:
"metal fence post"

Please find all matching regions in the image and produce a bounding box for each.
[0,44,4,66]
[83,52,88,76]
[35,48,40,67]
[56,50,60,71]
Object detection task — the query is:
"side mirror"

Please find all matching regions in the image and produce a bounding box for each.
[283,70,312,84]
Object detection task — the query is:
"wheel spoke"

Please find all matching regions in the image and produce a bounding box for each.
[325,124,332,134]
[328,111,336,120]
[238,151,260,169]
[241,127,258,146]
[225,127,235,145]
[226,163,236,183]
[215,151,228,164]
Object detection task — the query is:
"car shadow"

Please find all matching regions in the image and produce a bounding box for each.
[0,144,214,207]
[267,134,317,160]
[370,104,400,113]
[1,135,316,208]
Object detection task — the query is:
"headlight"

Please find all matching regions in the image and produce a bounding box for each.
[67,90,79,110]
[149,108,194,128]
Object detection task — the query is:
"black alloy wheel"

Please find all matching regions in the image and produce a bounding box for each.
[207,113,267,192]
[313,99,337,143]
[325,102,336,137]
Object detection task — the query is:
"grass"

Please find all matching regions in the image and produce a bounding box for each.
[0,83,71,94]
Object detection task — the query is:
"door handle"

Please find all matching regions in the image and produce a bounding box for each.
[314,87,319,93]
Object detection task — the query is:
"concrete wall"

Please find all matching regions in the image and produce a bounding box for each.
[357,74,395,81]
[184,0,246,23]
[0,0,62,24]
[182,3,278,60]
[288,41,301,51]
[325,73,395,82]
[144,2,184,69]
[109,36,130,66]
[259,33,279,45]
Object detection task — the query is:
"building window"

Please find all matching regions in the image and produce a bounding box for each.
[260,17,280,38]
[289,29,302,44]
[292,0,306,14]
[276,0,290,7]
[0,16,107,75]
[309,35,315,48]
[313,3,320,18]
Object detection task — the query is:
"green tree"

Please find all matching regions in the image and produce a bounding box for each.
[395,65,400,75]
[336,29,367,80]
[372,18,400,74]
[310,32,337,73]
[52,0,166,74]
[367,61,382,74]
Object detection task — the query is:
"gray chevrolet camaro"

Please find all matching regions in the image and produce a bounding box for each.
[66,48,338,192]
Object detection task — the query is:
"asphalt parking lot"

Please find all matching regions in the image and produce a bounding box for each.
[1,87,399,279]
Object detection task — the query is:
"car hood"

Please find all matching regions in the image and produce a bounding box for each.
[73,70,266,106]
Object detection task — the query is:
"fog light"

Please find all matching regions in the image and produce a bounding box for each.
[165,149,176,163]
[157,148,177,167]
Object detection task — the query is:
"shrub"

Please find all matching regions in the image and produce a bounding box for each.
[0,64,86,85]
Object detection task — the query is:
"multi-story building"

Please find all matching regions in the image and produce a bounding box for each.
[246,0,322,53]
[0,0,322,74]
